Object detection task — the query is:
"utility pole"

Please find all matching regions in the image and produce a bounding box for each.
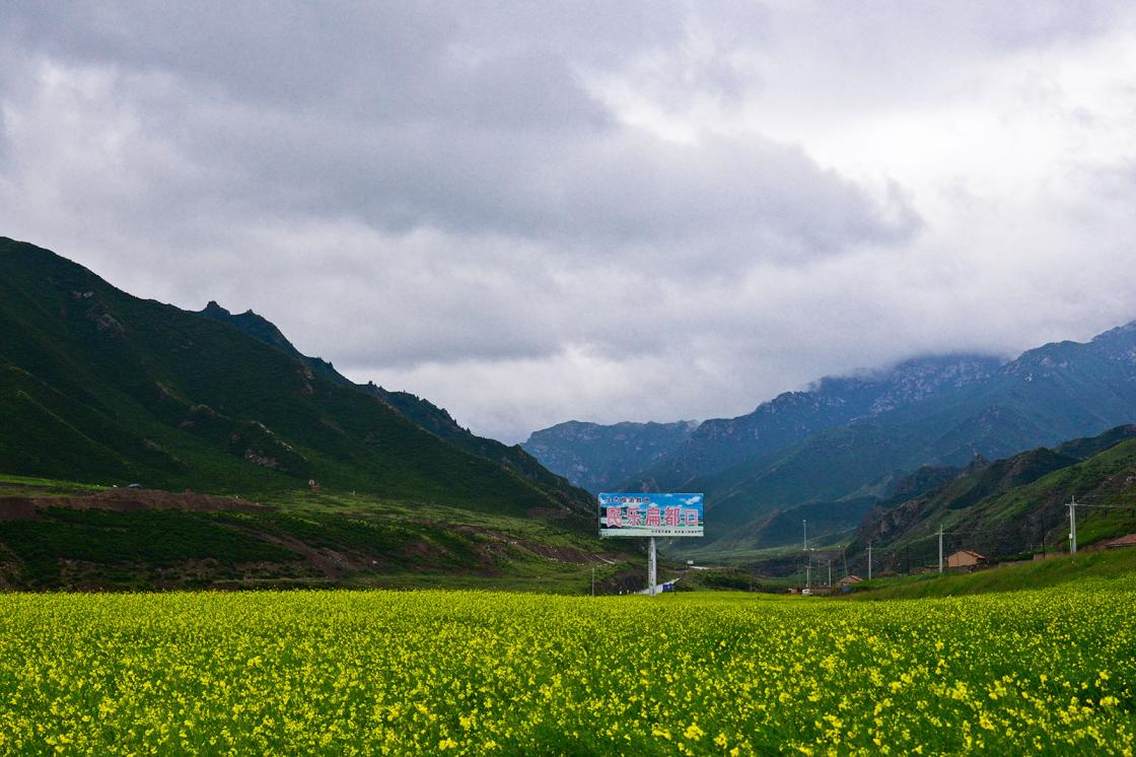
[803,519,808,551]
[842,549,848,579]
[648,537,657,595]
[827,559,832,587]
[806,558,811,590]
[1040,508,1048,558]
[1068,496,1078,555]
[867,542,872,581]
[938,525,944,574]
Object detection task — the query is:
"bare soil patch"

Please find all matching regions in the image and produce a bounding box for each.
[0,488,268,521]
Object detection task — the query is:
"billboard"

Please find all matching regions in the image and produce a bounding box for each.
[598,492,704,538]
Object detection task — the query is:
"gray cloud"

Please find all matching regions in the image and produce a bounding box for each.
[2,1,1135,442]
[2,4,916,254]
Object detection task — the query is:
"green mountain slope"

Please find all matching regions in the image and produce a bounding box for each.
[0,477,636,592]
[198,299,590,513]
[0,236,590,519]
[848,426,1136,570]
[653,326,1136,550]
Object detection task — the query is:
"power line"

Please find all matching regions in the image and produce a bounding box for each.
[824,495,1136,574]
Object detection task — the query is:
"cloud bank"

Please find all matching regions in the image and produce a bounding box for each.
[2,1,1135,441]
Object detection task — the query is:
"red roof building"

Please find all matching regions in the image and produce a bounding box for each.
[946,550,988,569]
[1101,534,1136,549]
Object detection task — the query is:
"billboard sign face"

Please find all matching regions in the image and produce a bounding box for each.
[598,492,704,538]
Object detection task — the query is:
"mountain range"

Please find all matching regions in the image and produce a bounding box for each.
[522,420,698,493]
[0,236,591,520]
[7,232,1136,571]
[843,424,1136,573]
[526,322,1136,550]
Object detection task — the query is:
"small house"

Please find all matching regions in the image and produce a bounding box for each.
[838,575,863,587]
[1101,534,1136,550]
[946,550,987,569]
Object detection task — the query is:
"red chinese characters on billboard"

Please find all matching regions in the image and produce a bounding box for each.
[598,493,704,537]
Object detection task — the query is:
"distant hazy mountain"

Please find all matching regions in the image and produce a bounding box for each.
[672,322,1136,543]
[523,420,698,494]
[691,321,1136,541]
[530,321,1136,550]
[635,354,1002,491]
[0,236,591,518]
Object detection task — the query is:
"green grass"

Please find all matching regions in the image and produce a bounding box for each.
[0,509,298,584]
[671,535,848,566]
[1,586,1133,753]
[853,547,1136,600]
[674,567,794,593]
[0,474,107,495]
[0,481,637,593]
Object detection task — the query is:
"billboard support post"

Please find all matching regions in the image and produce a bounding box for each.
[648,537,657,596]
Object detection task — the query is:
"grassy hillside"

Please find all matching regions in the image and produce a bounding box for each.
[849,430,1136,570]
[0,476,636,592]
[0,236,591,519]
[673,427,1136,576]
[852,547,1136,600]
[199,300,581,508]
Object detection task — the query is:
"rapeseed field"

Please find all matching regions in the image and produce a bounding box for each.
[1,585,1133,754]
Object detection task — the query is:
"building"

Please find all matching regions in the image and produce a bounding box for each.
[946,550,987,569]
[838,575,863,587]
[1100,534,1136,550]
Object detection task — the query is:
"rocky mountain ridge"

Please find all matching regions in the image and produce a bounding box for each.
[527,320,1136,551]
[522,420,698,494]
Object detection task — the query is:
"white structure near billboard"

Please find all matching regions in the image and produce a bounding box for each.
[598,492,704,595]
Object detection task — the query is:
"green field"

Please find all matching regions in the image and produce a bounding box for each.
[2,585,1134,754]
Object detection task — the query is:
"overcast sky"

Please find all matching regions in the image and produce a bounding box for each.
[3,2,1136,442]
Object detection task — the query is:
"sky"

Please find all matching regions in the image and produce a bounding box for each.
[2,2,1136,443]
